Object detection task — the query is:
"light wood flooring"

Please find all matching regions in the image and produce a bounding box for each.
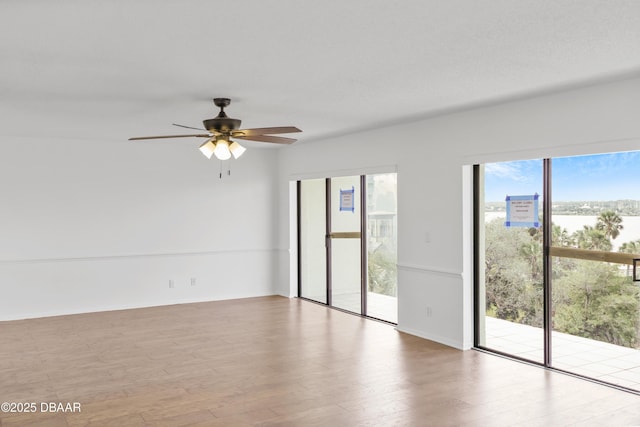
[1,296,639,426]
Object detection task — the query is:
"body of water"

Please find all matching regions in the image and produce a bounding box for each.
[485,212,640,250]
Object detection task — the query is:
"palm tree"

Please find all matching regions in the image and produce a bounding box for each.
[596,210,624,240]
[619,239,640,254]
[574,225,612,251]
[552,223,574,247]
[618,239,640,276]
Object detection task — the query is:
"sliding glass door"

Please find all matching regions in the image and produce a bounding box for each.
[299,173,398,323]
[475,151,640,392]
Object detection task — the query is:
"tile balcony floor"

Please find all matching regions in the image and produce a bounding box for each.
[484,316,640,392]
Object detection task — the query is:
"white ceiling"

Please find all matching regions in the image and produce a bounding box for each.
[2,1,640,146]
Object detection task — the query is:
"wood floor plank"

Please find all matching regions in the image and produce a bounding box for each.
[1,295,638,426]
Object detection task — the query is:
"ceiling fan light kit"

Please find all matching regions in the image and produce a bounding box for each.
[213,138,232,160]
[198,139,216,159]
[229,140,246,159]
[129,98,301,161]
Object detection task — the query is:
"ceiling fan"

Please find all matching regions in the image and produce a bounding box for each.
[129,98,301,160]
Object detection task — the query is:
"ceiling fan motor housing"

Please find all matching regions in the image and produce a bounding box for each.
[203,117,242,132]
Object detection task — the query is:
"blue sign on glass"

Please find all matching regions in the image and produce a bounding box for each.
[505,194,539,228]
[340,186,355,213]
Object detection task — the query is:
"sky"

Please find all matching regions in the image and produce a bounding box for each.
[484,151,640,202]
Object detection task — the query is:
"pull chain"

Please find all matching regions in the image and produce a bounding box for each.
[218,162,232,179]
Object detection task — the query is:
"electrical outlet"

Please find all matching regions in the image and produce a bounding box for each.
[169,280,174,289]
[190,278,196,287]
[426,306,432,317]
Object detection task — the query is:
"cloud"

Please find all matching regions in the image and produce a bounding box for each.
[485,162,526,181]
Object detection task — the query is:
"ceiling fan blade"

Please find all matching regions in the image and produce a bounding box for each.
[232,126,301,137]
[234,135,297,144]
[129,133,210,141]
[172,123,207,131]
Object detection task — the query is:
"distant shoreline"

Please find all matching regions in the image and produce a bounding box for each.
[484,211,640,217]
[485,200,640,217]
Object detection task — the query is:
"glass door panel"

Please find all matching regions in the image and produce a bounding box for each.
[366,173,398,323]
[299,179,327,303]
[550,152,640,389]
[478,160,544,363]
[330,176,362,314]
[331,238,362,313]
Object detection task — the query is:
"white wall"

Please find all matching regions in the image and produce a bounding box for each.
[4,76,639,337]
[277,75,640,350]
[0,136,280,320]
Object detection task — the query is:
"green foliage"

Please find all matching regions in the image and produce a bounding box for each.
[484,219,542,324]
[596,210,624,240]
[553,261,639,347]
[552,223,574,247]
[619,239,640,254]
[574,225,612,251]
[484,216,640,349]
[618,239,640,276]
[368,248,397,297]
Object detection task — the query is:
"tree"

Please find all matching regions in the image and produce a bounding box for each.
[596,210,624,240]
[573,225,612,251]
[484,219,541,324]
[552,224,574,247]
[553,261,639,348]
[618,239,640,276]
[619,239,640,255]
[520,240,543,281]
[368,248,397,297]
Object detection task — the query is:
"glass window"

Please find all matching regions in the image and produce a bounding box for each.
[475,151,640,392]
